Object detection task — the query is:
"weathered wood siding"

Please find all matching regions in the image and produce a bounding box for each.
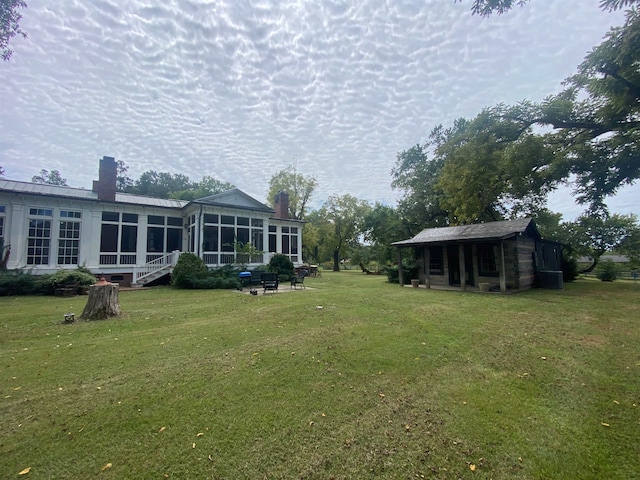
[516,237,536,290]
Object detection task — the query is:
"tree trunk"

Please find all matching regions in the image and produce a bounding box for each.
[333,250,340,271]
[80,281,120,320]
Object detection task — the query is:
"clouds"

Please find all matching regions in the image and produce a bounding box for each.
[0,0,635,219]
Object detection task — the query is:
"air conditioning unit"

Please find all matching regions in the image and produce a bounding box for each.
[537,270,563,289]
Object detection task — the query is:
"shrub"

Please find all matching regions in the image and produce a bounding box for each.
[562,255,579,283]
[0,270,38,296]
[37,269,97,295]
[172,254,241,290]
[268,254,294,277]
[383,262,418,284]
[596,260,618,282]
[171,253,208,288]
[0,268,96,296]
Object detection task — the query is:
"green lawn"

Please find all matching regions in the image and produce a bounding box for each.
[1,272,639,479]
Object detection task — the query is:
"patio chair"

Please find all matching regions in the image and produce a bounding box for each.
[290,271,306,289]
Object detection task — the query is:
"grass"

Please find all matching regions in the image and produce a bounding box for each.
[1,272,639,479]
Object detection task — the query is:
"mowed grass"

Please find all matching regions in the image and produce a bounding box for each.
[1,272,639,479]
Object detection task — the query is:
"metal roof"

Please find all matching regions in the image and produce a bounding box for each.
[192,188,275,213]
[392,218,537,246]
[0,179,187,209]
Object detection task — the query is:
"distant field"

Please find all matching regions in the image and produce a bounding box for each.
[1,272,639,479]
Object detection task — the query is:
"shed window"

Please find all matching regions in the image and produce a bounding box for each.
[429,246,444,275]
[477,244,499,277]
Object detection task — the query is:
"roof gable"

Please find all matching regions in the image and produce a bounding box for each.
[393,218,539,246]
[192,188,274,213]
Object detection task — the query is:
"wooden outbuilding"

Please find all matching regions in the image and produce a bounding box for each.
[392,218,563,293]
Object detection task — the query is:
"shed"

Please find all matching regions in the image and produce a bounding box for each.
[392,218,562,293]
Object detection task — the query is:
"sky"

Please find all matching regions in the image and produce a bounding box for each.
[1,0,637,221]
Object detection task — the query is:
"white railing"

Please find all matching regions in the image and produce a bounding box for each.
[133,250,181,285]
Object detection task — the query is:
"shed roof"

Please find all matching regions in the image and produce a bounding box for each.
[392,218,538,246]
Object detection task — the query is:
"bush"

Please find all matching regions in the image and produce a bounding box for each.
[268,254,294,277]
[0,268,96,296]
[0,270,38,296]
[37,269,97,295]
[172,254,241,290]
[383,262,418,284]
[596,260,618,282]
[171,253,209,288]
[562,255,579,283]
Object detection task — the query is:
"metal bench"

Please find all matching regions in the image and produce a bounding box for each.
[261,272,279,293]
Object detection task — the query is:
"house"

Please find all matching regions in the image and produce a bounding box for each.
[392,218,563,293]
[0,156,303,286]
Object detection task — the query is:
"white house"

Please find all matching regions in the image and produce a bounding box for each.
[0,156,304,286]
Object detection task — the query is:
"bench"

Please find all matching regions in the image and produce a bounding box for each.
[261,273,279,293]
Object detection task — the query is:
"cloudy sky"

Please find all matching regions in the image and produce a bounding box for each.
[1,0,637,220]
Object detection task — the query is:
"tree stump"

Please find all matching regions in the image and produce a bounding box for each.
[80,278,120,320]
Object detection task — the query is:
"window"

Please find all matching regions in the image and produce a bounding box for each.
[477,244,499,276]
[221,226,235,251]
[148,215,164,225]
[203,226,218,251]
[237,217,250,226]
[27,218,51,265]
[167,228,182,251]
[58,221,80,265]
[30,208,53,217]
[268,226,277,253]
[204,214,218,224]
[237,227,249,245]
[0,206,5,242]
[147,227,164,252]
[100,224,118,252]
[99,212,138,262]
[121,225,137,252]
[221,215,234,225]
[60,210,81,219]
[167,216,183,227]
[429,246,444,275]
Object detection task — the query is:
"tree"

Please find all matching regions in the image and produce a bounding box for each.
[562,213,639,272]
[1,0,27,61]
[420,9,640,219]
[171,176,234,201]
[434,112,559,224]
[390,132,450,234]
[316,194,370,271]
[267,164,317,220]
[618,225,640,266]
[456,0,638,17]
[126,170,193,198]
[124,170,234,200]
[31,169,68,186]
[116,160,133,192]
[361,203,409,265]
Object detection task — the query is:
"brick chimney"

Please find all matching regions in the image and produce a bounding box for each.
[274,191,290,219]
[92,156,117,202]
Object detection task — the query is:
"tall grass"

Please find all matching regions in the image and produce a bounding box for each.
[1,273,639,479]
